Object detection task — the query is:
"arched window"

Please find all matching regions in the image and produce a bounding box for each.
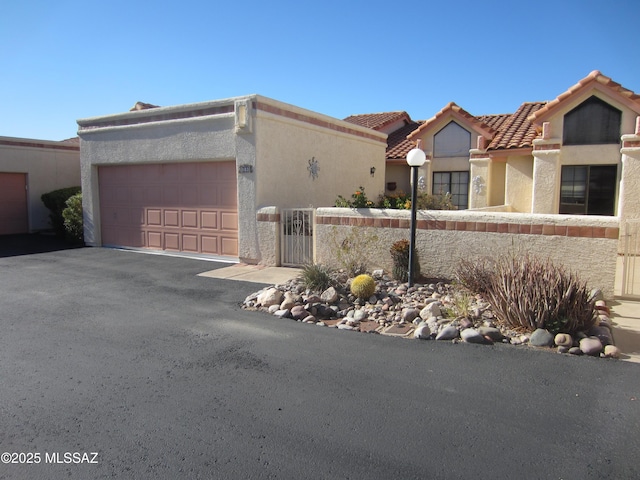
[563,96,621,145]
[434,121,471,157]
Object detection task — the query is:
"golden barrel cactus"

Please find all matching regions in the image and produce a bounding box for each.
[350,274,376,299]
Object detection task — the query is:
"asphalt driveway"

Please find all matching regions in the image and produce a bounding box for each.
[0,238,638,479]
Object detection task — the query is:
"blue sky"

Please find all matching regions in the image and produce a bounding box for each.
[1,0,638,140]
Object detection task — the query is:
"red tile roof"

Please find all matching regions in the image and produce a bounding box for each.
[529,70,640,123]
[407,102,498,141]
[487,102,546,151]
[476,113,511,132]
[343,111,410,131]
[346,70,640,159]
[386,121,424,159]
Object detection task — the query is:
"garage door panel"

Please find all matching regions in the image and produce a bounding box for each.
[201,211,218,229]
[221,212,238,231]
[182,234,198,252]
[147,209,162,226]
[99,162,237,258]
[201,236,219,255]
[182,211,198,228]
[164,210,179,227]
[164,232,180,251]
[148,231,162,249]
[221,237,238,256]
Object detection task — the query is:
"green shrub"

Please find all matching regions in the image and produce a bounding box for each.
[335,186,374,208]
[350,274,376,299]
[300,264,334,292]
[62,192,84,243]
[390,239,420,282]
[377,192,411,209]
[41,186,81,237]
[482,253,596,334]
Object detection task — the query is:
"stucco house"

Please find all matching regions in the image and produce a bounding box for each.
[77,95,387,264]
[0,136,80,235]
[345,71,640,228]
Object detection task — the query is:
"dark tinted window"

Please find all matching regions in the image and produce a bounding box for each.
[563,96,621,145]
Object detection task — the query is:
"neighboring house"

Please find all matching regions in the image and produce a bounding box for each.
[345,71,640,224]
[343,111,423,196]
[0,136,80,235]
[77,95,387,264]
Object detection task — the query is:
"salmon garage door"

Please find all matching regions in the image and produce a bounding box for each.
[0,173,28,235]
[99,162,238,257]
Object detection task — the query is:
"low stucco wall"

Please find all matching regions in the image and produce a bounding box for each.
[315,208,619,299]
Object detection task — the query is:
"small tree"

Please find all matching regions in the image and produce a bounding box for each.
[62,192,84,244]
[41,186,81,237]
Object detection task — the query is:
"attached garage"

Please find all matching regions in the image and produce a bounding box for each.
[98,162,238,258]
[0,172,28,235]
[78,95,386,265]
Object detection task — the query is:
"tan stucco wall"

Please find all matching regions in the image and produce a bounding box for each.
[431,156,469,172]
[315,208,619,299]
[0,137,80,231]
[254,106,386,208]
[385,164,411,195]
[469,157,489,209]
[505,155,533,213]
[489,160,506,206]
[561,144,621,165]
[619,136,640,252]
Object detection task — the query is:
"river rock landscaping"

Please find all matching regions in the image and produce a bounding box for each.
[242,270,621,359]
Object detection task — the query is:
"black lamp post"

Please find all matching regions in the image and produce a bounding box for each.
[406,147,426,287]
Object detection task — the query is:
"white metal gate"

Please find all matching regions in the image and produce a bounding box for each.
[622,219,640,299]
[281,209,314,267]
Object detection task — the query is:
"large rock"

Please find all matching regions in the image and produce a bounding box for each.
[530,329,554,347]
[554,333,573,348]
[588,326,613,346]
[257,288,284,307]
[353,309,367,322]
[321,287,339,304]
[403,308,420,324]
[477,326,503,342]
[420,302,441,320]
[280,291,297,310]
[579,337,603,356]
[460,328,485,344]
[436,325,458,341]
[603,345,621,358]
[414,323,431,340]
[291,305,309,320]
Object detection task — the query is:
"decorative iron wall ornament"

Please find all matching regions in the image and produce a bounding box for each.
[418,176,426,191]
[307,156,319,180]
[473,175,486,194]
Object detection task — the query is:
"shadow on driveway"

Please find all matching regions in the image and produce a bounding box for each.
[0,233,83,258]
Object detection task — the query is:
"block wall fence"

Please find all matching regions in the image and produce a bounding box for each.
[257,207,620,299]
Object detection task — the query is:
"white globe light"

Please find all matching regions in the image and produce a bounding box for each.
[406,148,426,167]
